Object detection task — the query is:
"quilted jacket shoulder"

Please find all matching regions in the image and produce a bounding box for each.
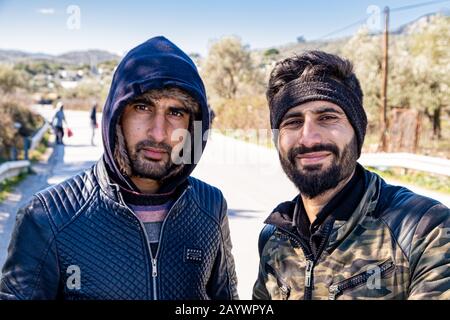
[34,165,99,232]
[374,179,442,259]
[187,176,226,223]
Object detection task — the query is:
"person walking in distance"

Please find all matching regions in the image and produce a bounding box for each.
[51,101,67,145]
[90,101,98,146]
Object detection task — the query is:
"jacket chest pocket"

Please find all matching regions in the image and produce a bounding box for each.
[328,259,395,300]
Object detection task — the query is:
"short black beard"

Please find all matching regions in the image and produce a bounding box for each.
[129,139,174,180]
[279,136,358,199]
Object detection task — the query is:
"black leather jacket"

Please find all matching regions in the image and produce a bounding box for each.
[0,160,239,300]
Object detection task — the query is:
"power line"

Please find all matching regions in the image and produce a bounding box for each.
[317,17,368,40]
[391,0,450,12]
[316,0,450,41]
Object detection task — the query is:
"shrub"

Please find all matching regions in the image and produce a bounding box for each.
[0,95,44,160]
[211,95,269,131]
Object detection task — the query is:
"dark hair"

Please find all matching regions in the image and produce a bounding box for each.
[266,50,363,104]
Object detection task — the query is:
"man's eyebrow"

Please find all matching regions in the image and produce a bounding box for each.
[281,111,304,122]
[168,105,190,113]
[281,106,344,122]
[312,107,344,115]
[129,97,155,106]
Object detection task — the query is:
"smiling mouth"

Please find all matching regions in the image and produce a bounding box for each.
[296,152,331,165]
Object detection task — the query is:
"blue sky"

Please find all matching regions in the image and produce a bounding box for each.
[0,0,448,56]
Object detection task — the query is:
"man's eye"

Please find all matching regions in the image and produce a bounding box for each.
[282,119,303,128]
[169,110,185,117]
[320,115,338,121]
[134,104,150,112]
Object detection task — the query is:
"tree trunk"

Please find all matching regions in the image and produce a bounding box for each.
[432,106,442,139]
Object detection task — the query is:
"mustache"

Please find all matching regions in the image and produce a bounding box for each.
[288,143,339,162]
[135,140,172,153]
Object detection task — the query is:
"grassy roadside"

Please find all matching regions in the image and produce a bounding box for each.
[0,171,28,202]
[367,167,450,195]
[29,130,51,162]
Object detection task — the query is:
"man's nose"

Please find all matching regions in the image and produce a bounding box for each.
[148,114,167,143]
[298,117,322,148]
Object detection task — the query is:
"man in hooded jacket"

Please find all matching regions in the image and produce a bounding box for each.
[0,36,239,300]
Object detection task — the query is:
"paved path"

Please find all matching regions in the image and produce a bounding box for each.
[1,109,449,299]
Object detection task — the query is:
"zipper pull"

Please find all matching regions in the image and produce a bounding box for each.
[280,285,290,300]
[152,259,158,277]
[305,260,314,287]
[328,285,339,300]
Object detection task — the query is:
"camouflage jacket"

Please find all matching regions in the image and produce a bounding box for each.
[253,169,450,300]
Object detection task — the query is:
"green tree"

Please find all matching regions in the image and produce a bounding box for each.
[386,38,415,109]
[264,48,280,57]
[342,27,382,124]
[202,36,261,99]
[407,15,450,139]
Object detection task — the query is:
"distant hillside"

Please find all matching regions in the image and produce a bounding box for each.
[274,38,350,58]
[393,10,449,34]
[0,50,53,62]
[0,49,121,65]
[57,50,121,64]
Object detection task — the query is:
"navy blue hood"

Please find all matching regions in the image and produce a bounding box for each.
[101,36,210,193]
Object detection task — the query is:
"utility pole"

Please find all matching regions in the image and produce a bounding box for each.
[379,6,389,152]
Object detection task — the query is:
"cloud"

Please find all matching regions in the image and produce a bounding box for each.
[37,8,55,15]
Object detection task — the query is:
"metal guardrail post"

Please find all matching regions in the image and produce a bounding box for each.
[10,146,17,161]
[24,137,30,161]
[23,137,32,174]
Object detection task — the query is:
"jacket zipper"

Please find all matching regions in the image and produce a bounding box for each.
[149,187,188,299]
[328,260,395,300]
[305,260,314,288]
[305,221,333,299]
[275,220,333,300]
[111,183,189,300]
[275,228,314,299]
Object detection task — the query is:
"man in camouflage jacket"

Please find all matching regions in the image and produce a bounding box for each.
[253,51,450,300]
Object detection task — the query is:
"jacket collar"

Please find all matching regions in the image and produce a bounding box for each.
[95,157,121,202]
[326,170,381,249]
[95,157,194,206]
